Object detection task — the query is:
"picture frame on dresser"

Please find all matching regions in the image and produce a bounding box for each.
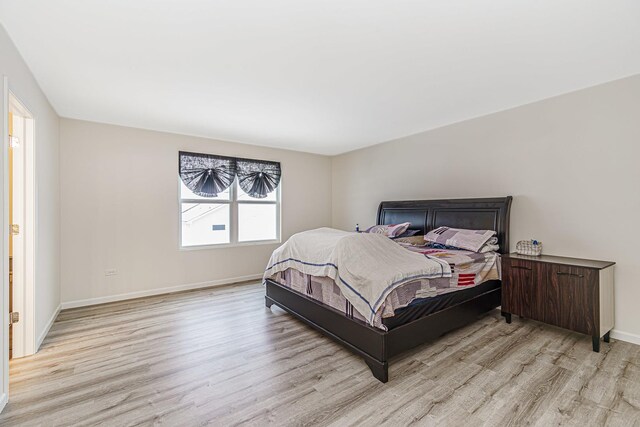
[501,253,615,352]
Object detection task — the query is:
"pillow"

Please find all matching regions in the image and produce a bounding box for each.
[478,243,500,253]
[424,226,496,252]
[365,222,411,238]
[394,235,429,247]
[392,229,420,239]
[425,240,500,253]
[478,237,499,253]
[426,242,462,250]
[428,239,500,254]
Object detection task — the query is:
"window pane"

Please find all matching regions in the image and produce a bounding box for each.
[238,203,278,242]
[237,184,277,201]
[181,203,230,246]
[180,179,230,201]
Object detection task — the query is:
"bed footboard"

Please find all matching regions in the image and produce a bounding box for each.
[265,279,501,383]
[265,279,389,382]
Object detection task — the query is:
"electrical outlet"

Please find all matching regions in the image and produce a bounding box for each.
[105,269,118,276]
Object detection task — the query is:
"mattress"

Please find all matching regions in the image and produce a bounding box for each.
[382,279,501,330]
[267,246,501,330]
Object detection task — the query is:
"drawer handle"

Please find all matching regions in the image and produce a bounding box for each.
[511,266,531,271]
[556,271,584,278]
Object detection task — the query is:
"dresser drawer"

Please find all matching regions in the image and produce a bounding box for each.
[544,264,599,335]
[502,259,544,321]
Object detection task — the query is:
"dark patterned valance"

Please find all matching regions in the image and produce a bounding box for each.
[179,151,281,198]
[179,152,237,197]
[236,159,282,199]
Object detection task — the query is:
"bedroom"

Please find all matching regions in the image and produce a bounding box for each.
[0,1,639,425]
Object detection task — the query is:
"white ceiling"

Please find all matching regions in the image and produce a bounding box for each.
[1,1,639,155]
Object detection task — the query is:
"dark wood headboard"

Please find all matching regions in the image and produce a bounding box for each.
[377,197,513,254]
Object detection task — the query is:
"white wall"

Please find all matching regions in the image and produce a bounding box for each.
[332,74,640,340]
[0,24,61,408]
[60,119,332,305]
[0,26,60,349]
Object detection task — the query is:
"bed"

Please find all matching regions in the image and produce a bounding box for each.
[264,197,512,382]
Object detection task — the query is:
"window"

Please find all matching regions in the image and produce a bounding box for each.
[179,152,281,248]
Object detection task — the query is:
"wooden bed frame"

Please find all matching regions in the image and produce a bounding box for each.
[265,197,512,383]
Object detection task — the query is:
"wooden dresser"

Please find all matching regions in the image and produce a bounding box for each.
[501,253,615,352]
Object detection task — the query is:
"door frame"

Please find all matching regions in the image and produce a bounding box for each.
[7,92,36,358]
[0,76,37,413]
[1,74,9,412]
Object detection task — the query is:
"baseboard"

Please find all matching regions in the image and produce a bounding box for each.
[611,329,640,346]
[60,274,263,310]
[0,392,7,414]
[36,304,61,351]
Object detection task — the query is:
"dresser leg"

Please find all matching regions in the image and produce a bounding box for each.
[592,336,600,353]
[604,331,611,343]
[504,313,512,324]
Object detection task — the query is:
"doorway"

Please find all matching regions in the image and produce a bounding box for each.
[7,92,35,359]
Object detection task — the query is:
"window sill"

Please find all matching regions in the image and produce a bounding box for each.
[179,239,281,251]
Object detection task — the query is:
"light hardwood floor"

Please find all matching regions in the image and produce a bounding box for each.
[1,281,640,426]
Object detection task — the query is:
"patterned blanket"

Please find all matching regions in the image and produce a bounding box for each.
[264,228,451,324]
[266,244,500,330]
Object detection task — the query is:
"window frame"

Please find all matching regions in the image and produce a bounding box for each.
[179,177,281,250]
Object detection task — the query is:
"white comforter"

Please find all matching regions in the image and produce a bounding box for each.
[264,228,451,324]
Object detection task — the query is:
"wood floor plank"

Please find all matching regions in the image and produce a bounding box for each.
[1,281,639,426]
